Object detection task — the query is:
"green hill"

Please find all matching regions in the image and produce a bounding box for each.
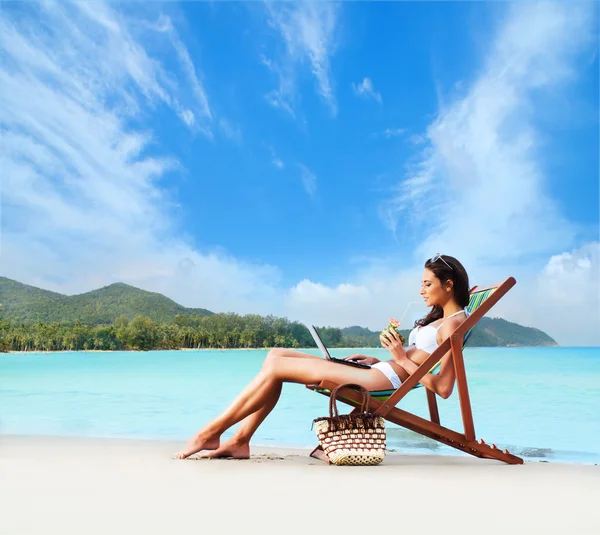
[0,276,557,347]
[340,317,557,348]
[464,317,557,347]
[0,277,213,325]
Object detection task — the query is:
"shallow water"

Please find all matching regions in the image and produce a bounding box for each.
[1,347,599,463]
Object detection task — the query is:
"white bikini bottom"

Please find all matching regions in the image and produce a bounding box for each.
[371,361,402,389]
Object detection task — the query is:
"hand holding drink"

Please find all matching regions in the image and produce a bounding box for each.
[381,317,406,345]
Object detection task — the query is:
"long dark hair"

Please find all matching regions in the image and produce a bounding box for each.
[415,255,470,327]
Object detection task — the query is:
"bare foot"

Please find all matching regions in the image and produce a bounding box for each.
[175,431,220,459]
[199,437,250,459]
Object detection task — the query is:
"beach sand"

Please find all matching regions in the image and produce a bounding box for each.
[1,435,598,535]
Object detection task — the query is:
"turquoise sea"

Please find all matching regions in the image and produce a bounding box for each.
[1,347,599,464]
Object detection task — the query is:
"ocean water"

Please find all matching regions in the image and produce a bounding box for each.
[1,347,599,464]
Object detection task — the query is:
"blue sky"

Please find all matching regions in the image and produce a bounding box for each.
[1,1,599,345]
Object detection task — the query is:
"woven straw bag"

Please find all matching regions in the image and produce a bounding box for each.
[313,384,386,466]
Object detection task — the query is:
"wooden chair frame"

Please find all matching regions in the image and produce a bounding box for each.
[306,277,524,465]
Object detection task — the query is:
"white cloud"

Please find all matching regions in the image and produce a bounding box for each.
[1,1,595,347]
[493,242,600,346]
[0,1,279,316]
[286,280,372,327]
[130,249,285,317]
[299,164,317,198]
[260,54,275,72]
[533,242,599,345]
[218,118,242,144]
[162,16,212,126]
[264,1,339,116]
[408,133,427,145]
[381,2,595,266]
[266,145,284,169]
[261,53,297,119]
[265,88,297,119]
[284,242,600,346]
[383,128,405,138]
[353,77,382,103]
[370,127,405,140]
[376,2,598,344]
[285,264,430,332]
[179,109,196,127]
[72,2,212,134]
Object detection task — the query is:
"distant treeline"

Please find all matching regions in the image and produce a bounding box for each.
[0,312,558,354]
[0,276,557,350]
[0,313,360,352]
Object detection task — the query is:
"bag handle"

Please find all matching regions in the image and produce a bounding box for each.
[329,384,371,418]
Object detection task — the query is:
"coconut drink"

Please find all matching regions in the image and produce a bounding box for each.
[381,317,406,345]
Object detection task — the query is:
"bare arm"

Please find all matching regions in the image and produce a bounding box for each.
[380,322,459,399]
[343,354,381,366]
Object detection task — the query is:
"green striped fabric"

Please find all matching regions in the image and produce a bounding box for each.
[316,287,496,401]
[419,287,495,378]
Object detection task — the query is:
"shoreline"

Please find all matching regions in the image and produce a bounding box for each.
[2,433,598,465]
[3,347,288,354]
[4,347,271,353]
[1,434,599,534]
[3,344,576,354]
[1,433,315,456]
[3,432,598,466]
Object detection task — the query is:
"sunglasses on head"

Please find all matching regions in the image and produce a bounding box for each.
[429,253,453,271]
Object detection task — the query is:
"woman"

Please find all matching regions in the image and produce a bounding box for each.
[176,254,470,460]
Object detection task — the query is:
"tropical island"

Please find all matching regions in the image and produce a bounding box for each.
[0,276,557,352]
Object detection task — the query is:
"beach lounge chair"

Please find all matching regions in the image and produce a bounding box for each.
[306,277,524,465]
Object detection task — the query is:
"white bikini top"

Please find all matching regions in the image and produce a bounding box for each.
[408,308,469,355]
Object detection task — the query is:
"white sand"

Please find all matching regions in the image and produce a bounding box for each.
[1,435,599,535]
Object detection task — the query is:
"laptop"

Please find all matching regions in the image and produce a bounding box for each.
[308,325,371,369]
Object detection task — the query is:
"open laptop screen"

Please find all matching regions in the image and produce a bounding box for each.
[308,325,331,359]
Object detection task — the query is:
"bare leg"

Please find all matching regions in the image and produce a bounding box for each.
[176,352,390,459]
[200,348,324,458]
[175,370,273,459]
[200,381,283,459]
[235,349,321,434]
[176,349,318,458]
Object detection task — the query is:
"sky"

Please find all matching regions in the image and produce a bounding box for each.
[1,1,598,346]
